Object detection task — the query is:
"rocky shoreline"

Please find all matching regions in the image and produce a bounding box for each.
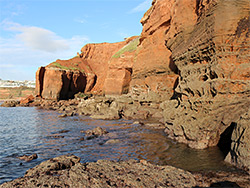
[1,0,250,186]
[1,154,250,188]
[1,94,250,187]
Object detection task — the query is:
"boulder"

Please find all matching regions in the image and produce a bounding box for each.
[25,155,80,177]
[20,95,34,105]
[18,154,38,162]
[84,127,108,140]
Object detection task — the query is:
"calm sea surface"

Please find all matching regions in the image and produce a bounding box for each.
[0,106,237,184]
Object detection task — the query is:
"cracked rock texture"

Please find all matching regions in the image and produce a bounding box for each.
[161,0,250,171]
[0,155,196,188]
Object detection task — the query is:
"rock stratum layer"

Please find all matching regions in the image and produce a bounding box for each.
[34,0,250,172]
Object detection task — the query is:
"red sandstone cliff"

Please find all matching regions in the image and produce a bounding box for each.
[35,0,250,171]
[36,39,135,99]
[130,0,178,99]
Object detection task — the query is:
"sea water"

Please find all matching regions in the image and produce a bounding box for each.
[0,106,237,184]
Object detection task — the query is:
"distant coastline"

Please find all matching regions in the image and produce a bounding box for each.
[0,79,35,88]
[0,86,35,101]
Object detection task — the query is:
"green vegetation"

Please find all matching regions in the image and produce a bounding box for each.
[112,37,140,58]
[74,92,92,100]
[50,62,85,72]
[50,62,71,70]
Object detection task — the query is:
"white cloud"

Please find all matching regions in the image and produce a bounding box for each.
[130,0,152,13]
[0,20,90,80]
[17,27,69,52]
[2,20,69,53]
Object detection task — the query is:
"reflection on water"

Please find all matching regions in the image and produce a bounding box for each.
[0,107,237,184]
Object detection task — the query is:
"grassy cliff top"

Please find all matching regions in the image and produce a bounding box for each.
[112,37,140,58]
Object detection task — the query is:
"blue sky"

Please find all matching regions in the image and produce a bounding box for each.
[0,0,152,81]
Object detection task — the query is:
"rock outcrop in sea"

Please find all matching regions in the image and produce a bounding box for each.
[33,0,250,173]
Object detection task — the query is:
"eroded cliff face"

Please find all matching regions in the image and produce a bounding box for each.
[103,36,139,95]
[162,0,250,171]
[37,67,87,100]
[162,0,250,148]
[36,39,134,99]
[80,41,130,94]
[36,57,94,100]
[130,0,178,99]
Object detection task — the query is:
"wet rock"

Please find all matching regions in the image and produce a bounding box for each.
[162,98,250,149]
[1,155,196,188]
[66,111,76,116]
[79,137,85,141]
[18,154,38,162]
[58,130,70,134]
[84,127,108,140]
[58,113,67,118]
[0,100,20,107]
[104,139,121,145]
[48,135,65,139]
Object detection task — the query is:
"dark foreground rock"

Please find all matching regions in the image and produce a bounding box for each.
[0,155,196,188]
[193,170,250,188]
[2,155,250,188]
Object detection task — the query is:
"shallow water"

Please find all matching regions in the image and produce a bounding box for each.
[0,107,238,184]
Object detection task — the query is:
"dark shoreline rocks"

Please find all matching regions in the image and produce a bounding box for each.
[2,155,250,188]
[0,155,195,188]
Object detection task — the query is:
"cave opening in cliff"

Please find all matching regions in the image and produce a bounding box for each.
[217,122,236,158]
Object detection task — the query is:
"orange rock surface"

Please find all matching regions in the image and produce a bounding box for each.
[80,39,135,94]
[33,0,250,171]
[131,0,178,98]
[20,95,34,105]
[35,39,136,99]
[103,37,138,95]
